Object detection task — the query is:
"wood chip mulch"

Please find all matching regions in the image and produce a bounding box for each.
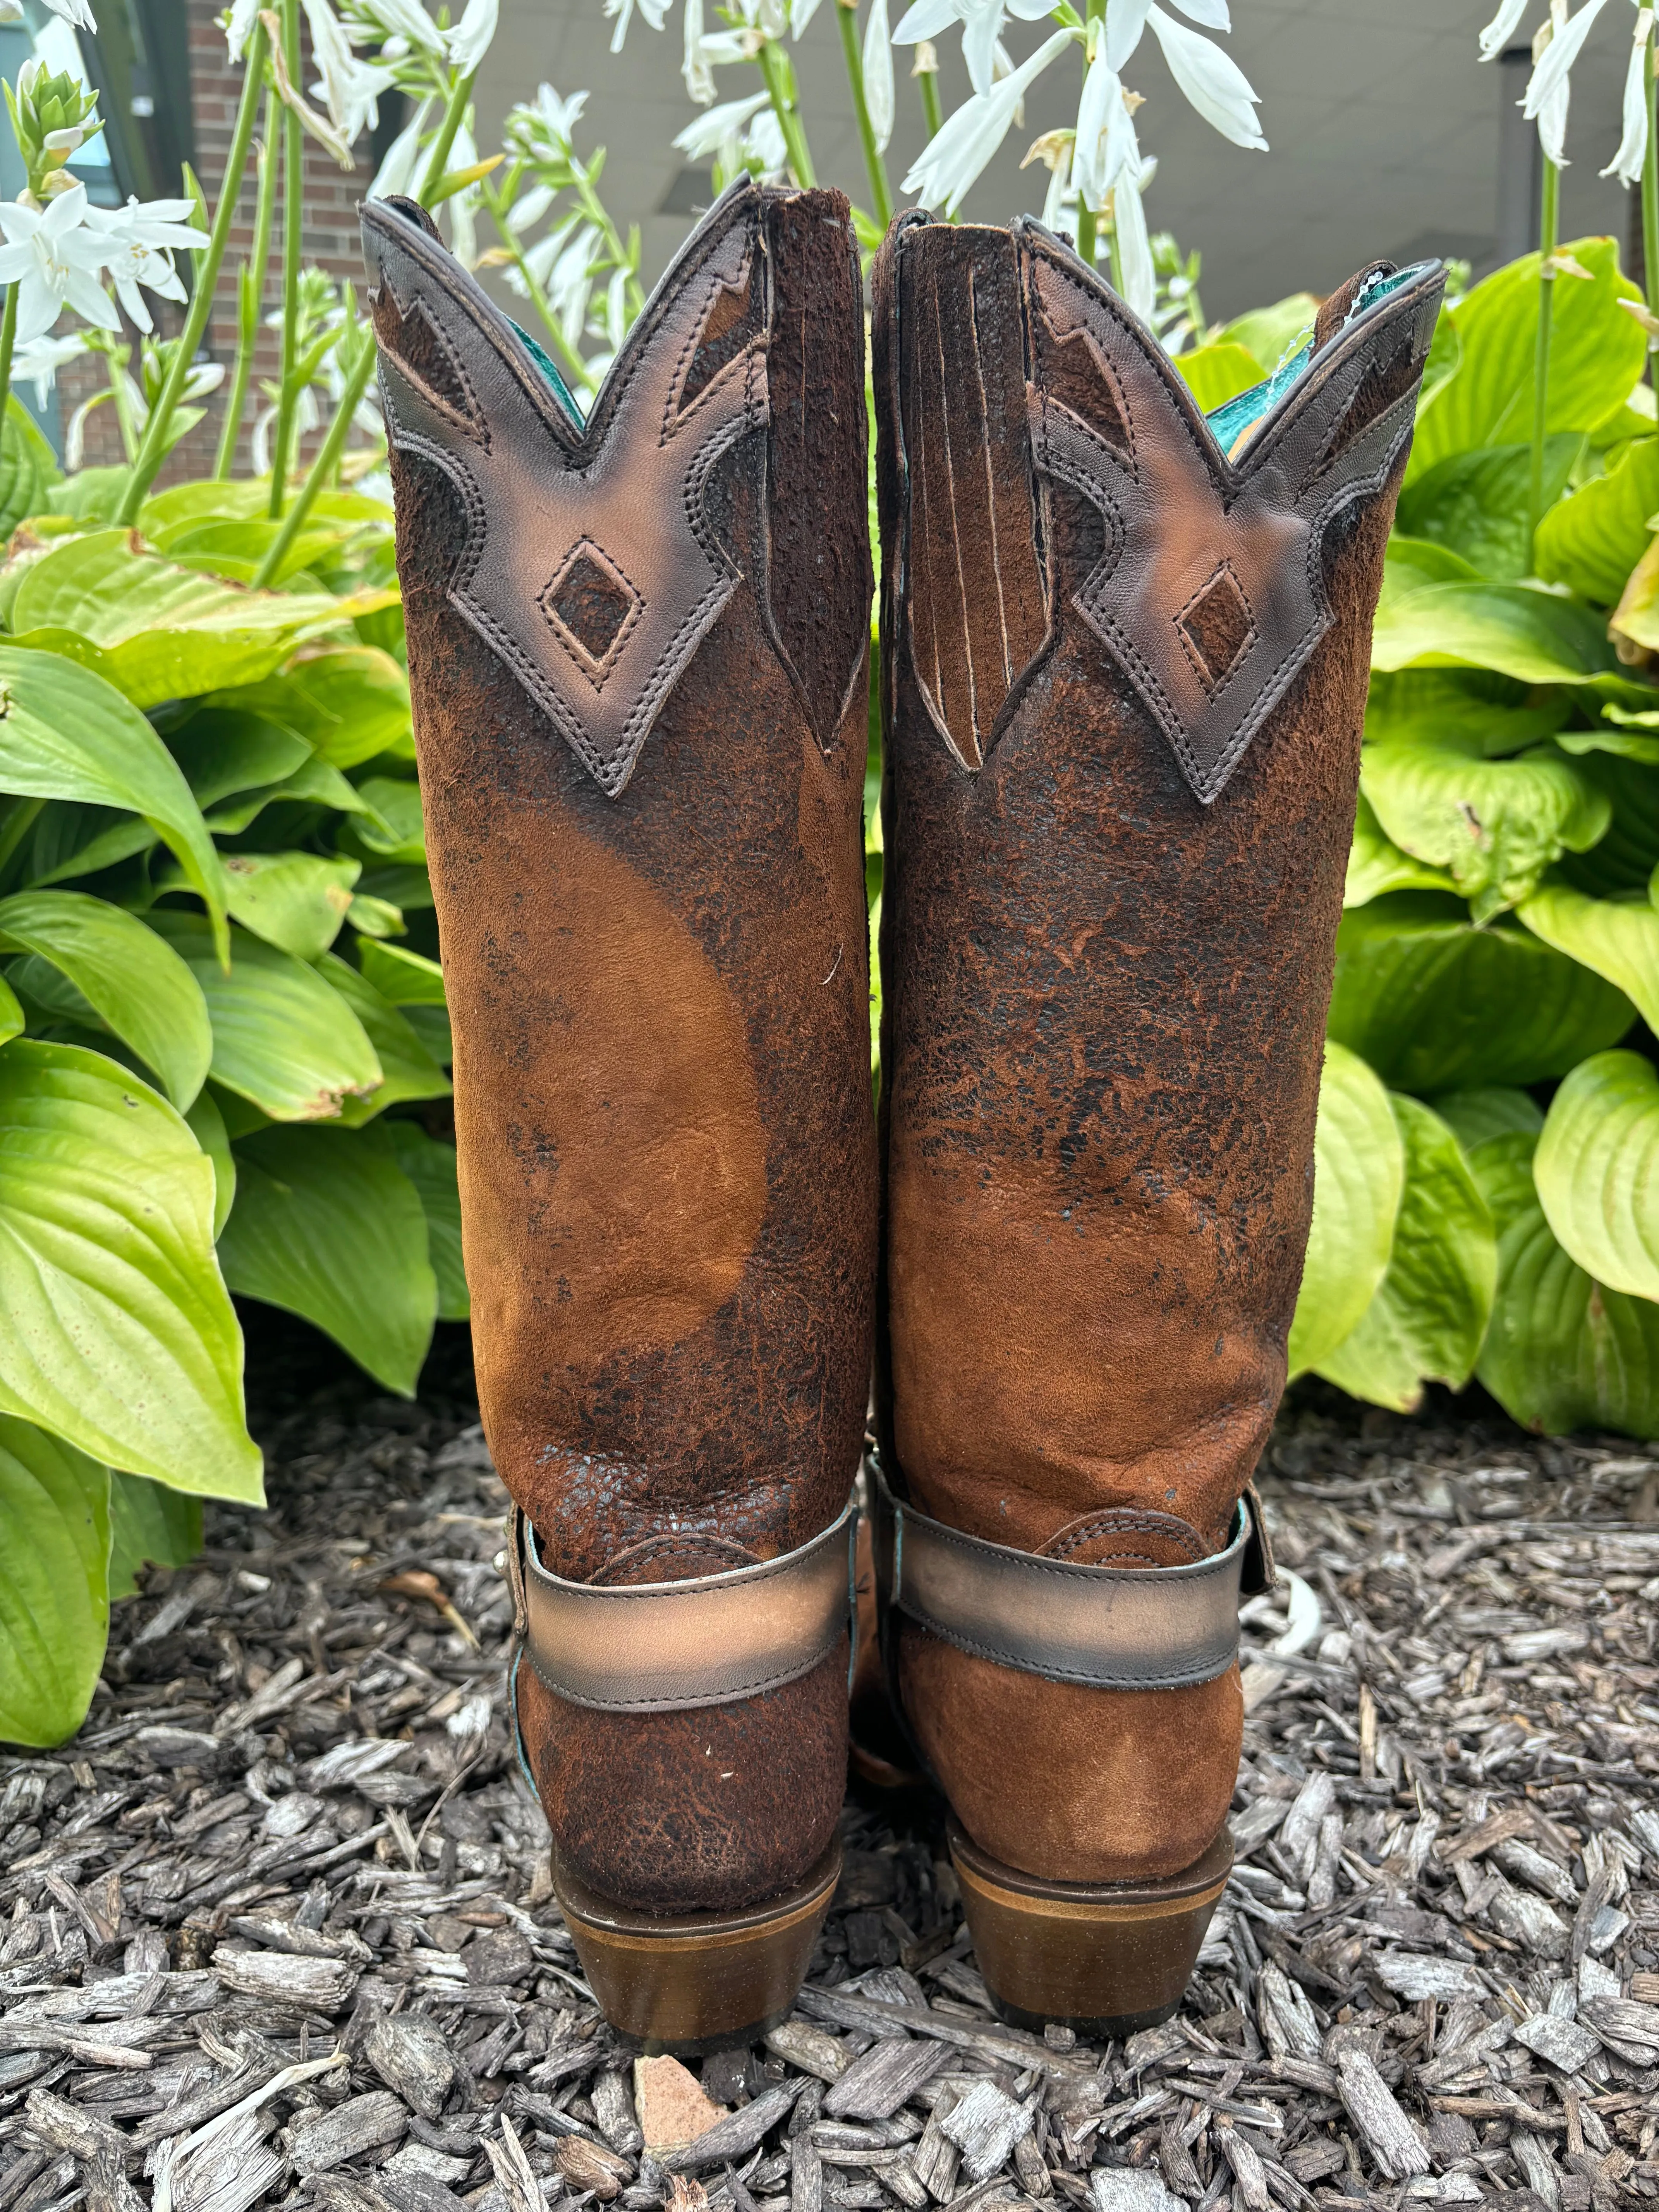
[3,1381,1658,2212]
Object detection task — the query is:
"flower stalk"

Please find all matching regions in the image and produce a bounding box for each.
[837,0,892,228]
[215,99,278,478]
[914,42,943,138]
[0,281,18,434]
[1645,36,1659,342]
[1529,151,1561,567]
[420,63,480,199]
[114,14,270,525]
[756,37,816,188]
[268,0,305,514]
[1074,0,1107,267]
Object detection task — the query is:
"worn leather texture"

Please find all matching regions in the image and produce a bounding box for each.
[366,179,876,1913]
[872,216,1440,1884]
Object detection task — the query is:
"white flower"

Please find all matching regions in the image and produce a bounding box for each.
[1144,5,1265,149]
[81,194,208,332]
[1073,50,1140,210]
[604,0,667,53]
[1105,0,1230,66]
[222,0,260,60]
[447,0,498,74]
[302,0,397,147]
[684,0,715,105]
[1038,133,1074,230]
[1524,0,1613,165]
[902,26,1076,214]
[41,0,97,27]
[0,184,119,344]
[368,92,432,197]
[508,82,588,160]
[745,105,788,175]
[893,0,1056,98]
[506,182,556,232]
[1604,7,1654,183]
[790,0,823,35]
[548,222,600,348]
[11,328,86,405]
[1478,0,1534,59]
[444,117,480,265]
[672,88,769,160]
[355,0,445,50]
[605,267,629,348]
[864,0,895,153]
[1113,156,1156,319]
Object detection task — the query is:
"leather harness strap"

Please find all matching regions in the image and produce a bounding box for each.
[869,1462,1272,1692]
[512,1491,859,1714]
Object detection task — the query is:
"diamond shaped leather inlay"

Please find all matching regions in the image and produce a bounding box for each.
[1177,563,1254,693]
[540,539,644,687]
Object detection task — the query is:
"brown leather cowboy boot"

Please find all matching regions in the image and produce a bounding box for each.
[870,213,1443,2033]
[361,179,876,2051]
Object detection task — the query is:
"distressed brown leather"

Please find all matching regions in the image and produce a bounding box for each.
[363,179,876,1913]
[872,215,1441,1884]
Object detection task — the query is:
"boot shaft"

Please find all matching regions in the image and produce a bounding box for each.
[362,181,877,1925]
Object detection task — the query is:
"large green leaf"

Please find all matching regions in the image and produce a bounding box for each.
[220,852,361,961]
[184,1087,235,1238]
[1328,894,1635,1090]
[1372,554,1617,684]
[0,975,20,1046]
[384,1121,468,1320]
[1396,437,1581,582]
[0,647,228,957]
[218,1125,437,1394]
[145,911,382,1121]
[1408,238,1647,483]
[1471,1130,1659,1436]
[359,939,446,1005]
[1286,1042,1404,1378]
[0,1041,262,1496]
[214,646,413,768]
[1174,342,1266,414]
[1431,1086,1545,1149]
[345,777,426,863]
[1215,293,1316,372]
[1518,878,1659,1031]
[0,1415,109,1748]
[0,397,62,538]
[1535,435,1659,605]
[1533,1050,1659,1300]
[317,953,450,1125]
[1316,1093,1496,1411]
[1365,666,1572,755]
[140,479,392,548]
[1345,792,1456,907]
[1359,733,1610,919]
[108,1470,202,1601]
[1554,748,1659,896]
[7,532,342,707]
[0,892,212,1109]
[166,708,312,807]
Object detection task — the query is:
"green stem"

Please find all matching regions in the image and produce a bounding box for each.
[1528,155,1561,570]
[0,282,19,432]
[757,39,816,189]
[1073,0,1107,267]
[250,341,377,590]
[215,97,277,478]
[268,0,303,516]
[419,65,478,205]
[480,179,593,387]
[1644,31,1659,382]
[917,57,943,139]
[570,158,646,319]
[115,17,269,525]
[105,345,139,462]
[837,0,892,229]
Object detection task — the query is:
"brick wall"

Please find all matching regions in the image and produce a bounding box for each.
[63,0,379,484]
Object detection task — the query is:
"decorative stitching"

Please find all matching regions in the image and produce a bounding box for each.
[1013,228,1440,802]
[538,536,647,693]
[365,187,774,799]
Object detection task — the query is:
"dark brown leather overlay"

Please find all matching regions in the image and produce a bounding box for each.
[1015,222,1444,802]
[362,180,866,796]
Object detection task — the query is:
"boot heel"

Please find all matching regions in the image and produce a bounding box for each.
[555,1841,841,2056]
[949,1819,1231,2038]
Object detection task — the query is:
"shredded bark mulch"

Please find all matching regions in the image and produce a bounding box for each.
[3,1370,1657,2212]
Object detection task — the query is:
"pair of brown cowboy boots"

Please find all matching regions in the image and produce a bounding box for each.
[360,181,1443,2054]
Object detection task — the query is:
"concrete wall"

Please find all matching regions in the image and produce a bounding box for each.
[474,0,1641,323]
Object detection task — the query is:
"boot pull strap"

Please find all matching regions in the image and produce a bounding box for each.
[869,1461,1263,1692]
[510,1490,859,1713]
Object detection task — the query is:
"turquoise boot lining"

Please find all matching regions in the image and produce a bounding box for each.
[1205,266,1417,456]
